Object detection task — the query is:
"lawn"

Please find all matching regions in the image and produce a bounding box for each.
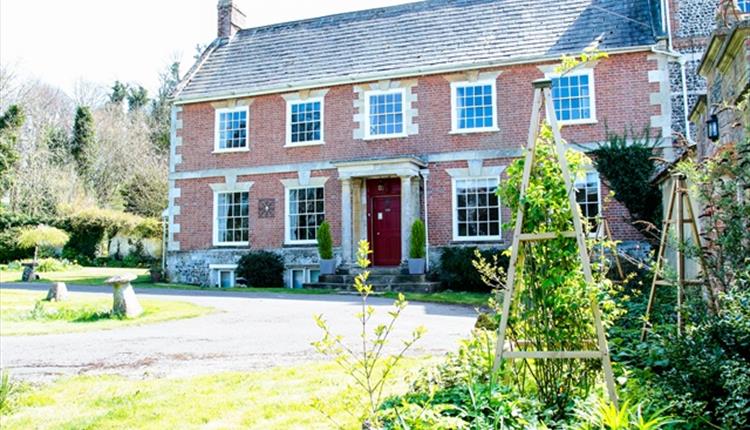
[0,289,213,336]
[0,266,491,307]
[0,358,431,429]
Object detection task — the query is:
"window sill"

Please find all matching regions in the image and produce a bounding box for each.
[283,242,317,248]
[449,127,499,135]
[363,133,408,141]
[557,118,597,126]
[212,242,250,247]
[284,141,325,148]
[450,238,504,244]
[212,147,250,154]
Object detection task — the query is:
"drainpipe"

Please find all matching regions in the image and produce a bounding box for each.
[654,0,693,144]
[420,169,430,272]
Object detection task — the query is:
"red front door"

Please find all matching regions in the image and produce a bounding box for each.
[367,178,401,266]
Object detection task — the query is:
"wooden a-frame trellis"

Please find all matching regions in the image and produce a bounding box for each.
[591,217,625,281]
[493,79,618,405]
[640,172,712,341]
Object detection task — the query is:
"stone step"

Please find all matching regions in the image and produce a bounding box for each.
[303,281,440,294]
[319,273,427,284]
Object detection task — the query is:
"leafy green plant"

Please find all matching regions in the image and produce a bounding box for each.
[588,127,662,236]
[317,221,334,260]
[570,398,679,430]
[313,240,426,428]
[0,369,17,415]
[496,123,610,415]
[16,224,70,265]
[236,251,284,288]
[409,219,426,259]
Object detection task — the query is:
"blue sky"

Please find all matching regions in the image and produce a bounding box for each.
[0,0,410,97]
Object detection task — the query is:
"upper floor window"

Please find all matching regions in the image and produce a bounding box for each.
[738,0,750,13]
[575,170,601,228]
[286,186,325,244]
[287,98,324,146]
[365,88,405,139]
[452,177,501,241]
[451,80,497,132]
[549,69,597,125]
[214,191,249,245]
[214,106,249,152]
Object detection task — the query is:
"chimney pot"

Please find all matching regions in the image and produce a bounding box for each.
[217,0,246,39]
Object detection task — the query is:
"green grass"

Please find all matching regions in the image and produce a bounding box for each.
[0,358,431,429]
[0,289,213,336]
[1,266,490,307]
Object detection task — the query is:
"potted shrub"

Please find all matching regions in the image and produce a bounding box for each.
[317,221,336,275]
[408,219,426,275]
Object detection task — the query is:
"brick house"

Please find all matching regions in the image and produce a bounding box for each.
[166,0,711,287]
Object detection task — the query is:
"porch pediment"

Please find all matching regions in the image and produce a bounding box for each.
[332,156,427,179]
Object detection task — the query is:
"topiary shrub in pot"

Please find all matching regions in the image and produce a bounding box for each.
[408,219,426,275]
[316,221,335,275]
[236,251,284,288]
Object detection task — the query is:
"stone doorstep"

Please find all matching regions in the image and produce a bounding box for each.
[303,281,440,294]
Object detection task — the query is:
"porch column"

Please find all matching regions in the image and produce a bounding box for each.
[340,177,353,266]
[400,175,414,263]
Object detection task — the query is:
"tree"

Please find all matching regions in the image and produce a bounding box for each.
[0,105,25,194]
[127,85,148,112]
[109,81,128,105]
[149,61,180,152]
[120,171,168,217]
[17,224,69,264]
[70,106,95,174]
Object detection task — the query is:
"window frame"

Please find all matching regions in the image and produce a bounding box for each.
[574,169,602,233]
[212,190,250,247]
[363,87,408,140]
[213,105,250,153]
[450,79,499,133]
[209,264,238,288]
[451,175,502,242]
[285,97,325,147]
[284,185,326,245]
[737,0,749,13]
[546,68,597,126]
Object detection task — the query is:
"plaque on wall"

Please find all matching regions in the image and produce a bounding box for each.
[258,198,275,218]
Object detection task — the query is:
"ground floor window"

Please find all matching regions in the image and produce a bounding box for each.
[452,177,501,240]
[575,170,601,226]
[286,186,325,244]
[288,267,320,289]
[209,264,238,288]
[215,191,249,245]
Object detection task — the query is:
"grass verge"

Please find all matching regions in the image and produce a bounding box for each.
[0,289,213,336]
[0,267,149,285]
[0,358,431,429]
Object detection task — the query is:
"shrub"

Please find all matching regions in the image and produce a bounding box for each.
[236,251,284,288]
[589,127,662,234]
[0,227,32,263]
[17,225,69,263]
[316,221,333,260]
[439,246,508,292]
[409,219,426,259]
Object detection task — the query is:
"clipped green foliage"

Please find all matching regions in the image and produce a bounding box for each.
[409,219,426,259]
[17,225,69,250]
[71,106,95,174]
[317,221,333,260]
[236,251,284,288]
[589,127,662,232]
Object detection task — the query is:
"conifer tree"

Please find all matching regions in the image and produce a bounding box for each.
[0,105,25,193]
[70,106,95,174]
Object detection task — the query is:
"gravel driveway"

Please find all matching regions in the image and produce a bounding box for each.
[0,284,477,382]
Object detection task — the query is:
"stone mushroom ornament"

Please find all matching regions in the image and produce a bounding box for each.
[105,273,143,318]
[46,282,69,301]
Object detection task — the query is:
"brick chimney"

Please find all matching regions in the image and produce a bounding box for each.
[217,0,246,38]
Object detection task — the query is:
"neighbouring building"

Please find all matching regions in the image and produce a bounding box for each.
[166,0,718,287]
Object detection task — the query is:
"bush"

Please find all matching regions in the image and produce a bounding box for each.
[409,219,426,259]
[236,251,284,288]
[316,221,333,260]
[0,227,32,263]
[438,246,508,292]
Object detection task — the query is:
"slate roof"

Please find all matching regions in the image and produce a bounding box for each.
[175,0,657,102]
